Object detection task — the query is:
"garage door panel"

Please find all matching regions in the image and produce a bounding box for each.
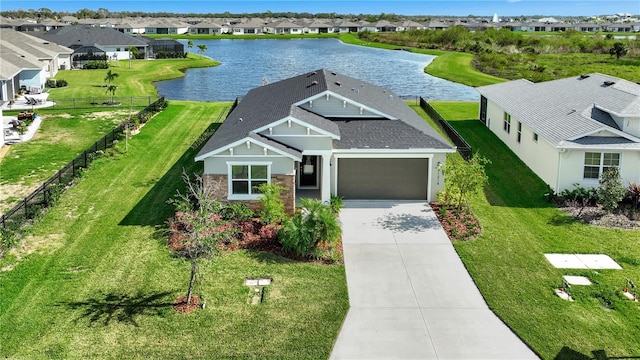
[338,158,428,200]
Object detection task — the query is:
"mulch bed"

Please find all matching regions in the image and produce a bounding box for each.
[168,219,343,264]
[560,206,639,229]
[430,202,481,242]
[173,295,201,314]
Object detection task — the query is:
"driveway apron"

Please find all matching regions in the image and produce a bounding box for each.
[330,201,538,360]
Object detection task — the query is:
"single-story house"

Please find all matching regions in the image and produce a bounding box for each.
[305,20,333,34]
[196,69,455,212]
[189,21,224,35]
[0,28,72,101]
[231,18,266,35]
[477,73,640,193]
[144,20,190,35]
[33,26,148,62]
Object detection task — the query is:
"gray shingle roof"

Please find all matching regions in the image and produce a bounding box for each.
[332,119,450,149]
[33,26,148,47]
[477,73,640,146]
[197,69,453,159]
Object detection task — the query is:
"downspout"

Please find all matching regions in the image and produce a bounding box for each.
[556,148,564,192]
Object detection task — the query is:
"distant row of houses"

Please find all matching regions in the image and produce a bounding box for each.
[2,16,639,35]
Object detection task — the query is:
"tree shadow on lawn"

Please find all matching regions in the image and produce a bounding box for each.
[119,123,221,228]
[554,345,640,360]
[448,119,554,209]
[61,290,176,327]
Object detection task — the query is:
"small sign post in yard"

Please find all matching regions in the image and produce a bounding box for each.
[555,278,573,301]
[623,278,638,302]
[244,278,272,305]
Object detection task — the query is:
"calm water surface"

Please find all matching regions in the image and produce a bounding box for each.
[155,38,478,101]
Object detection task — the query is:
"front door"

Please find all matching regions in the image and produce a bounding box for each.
[299,155,318,188]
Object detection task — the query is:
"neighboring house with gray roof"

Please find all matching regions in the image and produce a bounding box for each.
[33,26,148,62]
[196,69,454,212]
[477,73,640,193]
[0,29,72,103]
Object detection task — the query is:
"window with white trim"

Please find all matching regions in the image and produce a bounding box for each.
[533,133,538,142]
[517,121,522,143]
[503,112,511,133]
[230,164,269,196]
[583,152,620,179]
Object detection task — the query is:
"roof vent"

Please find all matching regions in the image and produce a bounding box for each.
[603,81,615,86]
[307,81,318,88]
[335,81,341,86]
[331,71,337,75]
[579,74,590,79]
[307,71,317,77]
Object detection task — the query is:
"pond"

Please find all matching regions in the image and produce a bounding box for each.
[155,38,479,102]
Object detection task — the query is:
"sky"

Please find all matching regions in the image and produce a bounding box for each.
[1,0,639,17]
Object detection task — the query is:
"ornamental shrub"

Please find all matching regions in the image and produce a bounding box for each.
[257,183,286,225]
[279,199,341,258]
[597,167,626,212]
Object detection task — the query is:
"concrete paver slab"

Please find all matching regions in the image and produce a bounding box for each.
[563,275,592,285]
[575,254,622,269]
[545,254,622,269]
[330,307,437,360]
[544,254,588,269]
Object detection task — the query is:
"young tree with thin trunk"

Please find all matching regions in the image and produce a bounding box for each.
[167,171,233,306]
[441,153,490,213]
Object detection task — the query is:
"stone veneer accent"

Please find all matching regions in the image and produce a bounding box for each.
[203,174,295,214]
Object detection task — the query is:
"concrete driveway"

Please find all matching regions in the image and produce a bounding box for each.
[330,201,538,360]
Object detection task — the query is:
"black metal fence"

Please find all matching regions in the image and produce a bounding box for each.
[419,97,472,160]
[1,97,167,230]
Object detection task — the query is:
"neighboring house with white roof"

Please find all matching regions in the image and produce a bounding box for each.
[231,18,266,35]
[477,74,640,193]
[189,21,224,35]
[144,20,190,35]
[305,20,333,34]
[196,69,454,212]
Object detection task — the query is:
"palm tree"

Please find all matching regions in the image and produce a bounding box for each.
[128,46,139,69]
[197,44,207,57]
[105,84,118,104]
[104,69,118,87]
[187,40,194,53]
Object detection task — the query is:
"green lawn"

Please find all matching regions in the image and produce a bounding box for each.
[48,54,217,98]
[0,101,349,359]
[0,109,129,213]
[430,101,640,359]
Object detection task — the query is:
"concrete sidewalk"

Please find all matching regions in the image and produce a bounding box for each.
[330,201,538,360]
